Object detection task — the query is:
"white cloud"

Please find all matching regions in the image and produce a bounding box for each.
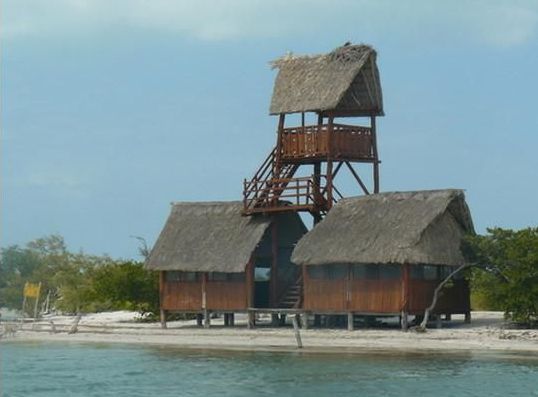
[2,0,537,47]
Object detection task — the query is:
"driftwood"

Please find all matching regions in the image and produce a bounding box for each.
[292,314,303,348]
[68,314,82,334]
[413,263,470,332]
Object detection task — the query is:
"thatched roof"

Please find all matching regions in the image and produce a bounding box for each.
[292,190,474,267]
[146,202,271,272]
[269,44,383,117]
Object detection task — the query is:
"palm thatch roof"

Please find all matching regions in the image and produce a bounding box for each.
[292,190,474,267]
[146,202,272,272]
[269,44,383,117]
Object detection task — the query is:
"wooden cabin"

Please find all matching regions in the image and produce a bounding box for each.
[291,189,474,329]
[146,202,307,327]
[243,44,383,220]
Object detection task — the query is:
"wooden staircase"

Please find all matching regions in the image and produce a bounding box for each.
[277,274,303,309]
[243,147,330,215]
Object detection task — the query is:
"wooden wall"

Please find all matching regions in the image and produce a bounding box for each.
[206,281,248,311]
[161,279,203,311]
[161,275,248,312]
[303,264,470,314]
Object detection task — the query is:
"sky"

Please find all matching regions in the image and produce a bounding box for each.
[2,0,538,259]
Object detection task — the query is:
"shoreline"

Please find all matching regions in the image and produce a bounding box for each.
[2,311,537,355]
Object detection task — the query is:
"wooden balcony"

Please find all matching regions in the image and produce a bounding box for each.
[243,175,333,215]
[280,123,374,163]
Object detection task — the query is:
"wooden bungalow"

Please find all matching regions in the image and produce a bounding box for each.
[146,201,307,328]
[291,189,474,329]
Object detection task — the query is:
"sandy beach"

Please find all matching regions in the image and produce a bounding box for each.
[1,311,536,354]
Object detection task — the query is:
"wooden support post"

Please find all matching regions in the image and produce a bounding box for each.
[202,273,210,328]
[160,309,167,329]
[464,311,471,324]
[347,312,354,331]
[204,309,210,328]
[401,264,410,331]
[196,313,203,327]
[246,256,254,329]
[248,311,255,329]
[400,311,409,331]
[370,115,380,194]
[326,116,335,208]
[159,272,167,328]
[274,114,286,173]
[271,219,278,308]
[301,313,309,330]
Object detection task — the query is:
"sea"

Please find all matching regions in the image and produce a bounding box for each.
[1,341,537,397]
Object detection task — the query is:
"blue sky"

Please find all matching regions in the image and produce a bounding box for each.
[2,0,537,259]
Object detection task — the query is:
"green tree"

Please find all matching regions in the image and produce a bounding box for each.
[465,228,538,326]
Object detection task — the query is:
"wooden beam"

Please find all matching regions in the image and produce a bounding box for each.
[345,161,370,195]
[370,116,380,193]
[159,272,167,329]
[271,220,278,307]
[246,256,255,328]
[401,264,410,331]
[202,273,210,328]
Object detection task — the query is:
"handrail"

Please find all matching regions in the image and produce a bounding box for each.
[243,174,329,211]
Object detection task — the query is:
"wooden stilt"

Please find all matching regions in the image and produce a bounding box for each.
[160,309,167,329]
[347,312,354,331]
[464,311,471,324]
[301,313,309,330]
[204,309,210,328]
[248,311,255,329]
[401,311,409,331]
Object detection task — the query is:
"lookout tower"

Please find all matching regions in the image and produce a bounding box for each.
[243,44,384,221]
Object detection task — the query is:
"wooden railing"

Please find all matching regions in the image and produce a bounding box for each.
[243,175,330,213]
[281,123,373,160]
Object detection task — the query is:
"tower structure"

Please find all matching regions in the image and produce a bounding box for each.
[243,44,384,222]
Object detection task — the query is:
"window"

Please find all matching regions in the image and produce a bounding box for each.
[410,266,423,280]
[379,264,401,279]
[327,264,348,280]
[352,264,379,279]
[308,266,326,279]
[423,265,439,280]
[208,272,228,282]
[165,271,200,282]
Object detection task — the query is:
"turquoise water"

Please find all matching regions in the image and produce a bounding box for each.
[1,342,537,397]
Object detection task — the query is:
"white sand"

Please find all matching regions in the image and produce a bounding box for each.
[3,311,537,354]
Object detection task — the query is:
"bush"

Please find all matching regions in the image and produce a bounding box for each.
[465,228,538,327]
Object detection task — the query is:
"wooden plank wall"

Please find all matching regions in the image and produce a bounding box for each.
[206,281,247,311]
[162,281,202,311]
[303,265,469,314]
[408,279,470,314]
[162,280,248,311]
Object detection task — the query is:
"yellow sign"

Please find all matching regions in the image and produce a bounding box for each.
[23,282,41,299]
